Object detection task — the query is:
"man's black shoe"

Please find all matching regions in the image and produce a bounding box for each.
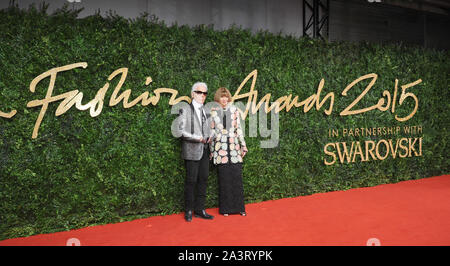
[185,210,193,222]
[194,210,214,219]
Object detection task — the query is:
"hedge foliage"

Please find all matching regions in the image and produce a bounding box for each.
[0,4,448,240]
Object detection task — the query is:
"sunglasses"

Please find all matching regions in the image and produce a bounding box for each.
[194,91,208,95]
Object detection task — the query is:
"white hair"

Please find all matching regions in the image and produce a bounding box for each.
[191,82,208,93]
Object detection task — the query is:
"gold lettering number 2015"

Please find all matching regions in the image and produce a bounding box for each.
[340,73,421,122]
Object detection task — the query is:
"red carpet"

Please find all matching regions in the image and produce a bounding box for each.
[1,175,449,246]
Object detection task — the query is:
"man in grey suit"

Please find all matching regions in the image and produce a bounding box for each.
[175,82,214,222]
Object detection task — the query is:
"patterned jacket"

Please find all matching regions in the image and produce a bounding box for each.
[174,102,212,161]
[210,104,247,165]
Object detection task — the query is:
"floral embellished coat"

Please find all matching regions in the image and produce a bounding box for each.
[210,104,247,165]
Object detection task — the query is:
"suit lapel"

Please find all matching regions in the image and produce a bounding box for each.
[190,103,202,129]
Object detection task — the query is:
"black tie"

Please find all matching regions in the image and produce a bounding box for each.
[201,107,206,137]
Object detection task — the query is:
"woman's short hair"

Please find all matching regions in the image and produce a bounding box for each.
[214,87,232,103]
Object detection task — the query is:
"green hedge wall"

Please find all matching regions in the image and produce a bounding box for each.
[0,4,448,240]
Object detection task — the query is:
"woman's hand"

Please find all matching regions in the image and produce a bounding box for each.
[200,137,212,144]
[242,146,248,158]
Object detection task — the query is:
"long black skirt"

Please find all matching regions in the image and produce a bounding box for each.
[217,163,245,214]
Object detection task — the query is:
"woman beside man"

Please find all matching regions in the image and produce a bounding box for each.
[209,87,248,217]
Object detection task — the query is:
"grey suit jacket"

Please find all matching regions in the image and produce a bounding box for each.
[175,103,212,161]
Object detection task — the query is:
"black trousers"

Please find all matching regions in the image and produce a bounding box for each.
[184,147,209,212]
[217,163,245,214]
